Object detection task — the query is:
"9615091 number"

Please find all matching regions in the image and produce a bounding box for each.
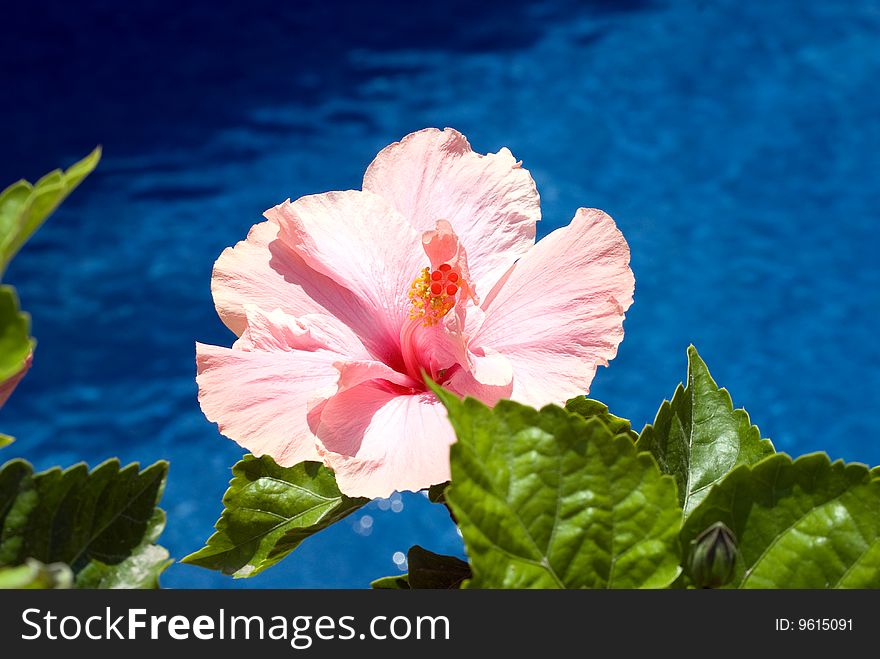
[775,618,853,631]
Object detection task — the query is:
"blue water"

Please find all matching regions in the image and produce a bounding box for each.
[1,0,878,588]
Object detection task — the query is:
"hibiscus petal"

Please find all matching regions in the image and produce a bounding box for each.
[334,360,419,393]
[235,305,368,358]
[363,127,541,296]
[269,190,424,370]
[473,208,635,408]
[211,220,392,364]
[212,221,321,334]
[446,346,514,407]
[196,342,341,465]
[315,383,454,498]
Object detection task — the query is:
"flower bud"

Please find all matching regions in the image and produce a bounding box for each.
[689,521,738,588]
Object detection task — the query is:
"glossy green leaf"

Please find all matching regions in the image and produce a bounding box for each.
[435,389,682,589]
[0,558,73,589]
[0,435,12,449]
[0,147,101,278]
[371,545,471,589]
[0,285,33,383]
[76,510,172,589]
[370,574,411,589]
[0,459,41,565]
[0,458,169,588]
[183,456,367,578]
[682,452,880,588]
[637,346,775,516]
[407,545,471,589]
[427,481,449,504]
[0,458,167,566]
[0,149,100,403]
[565,397,638,441]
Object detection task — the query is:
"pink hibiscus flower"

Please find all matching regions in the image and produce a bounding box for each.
[196,128,634,498]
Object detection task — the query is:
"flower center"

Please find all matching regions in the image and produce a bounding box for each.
[408,262,461,326]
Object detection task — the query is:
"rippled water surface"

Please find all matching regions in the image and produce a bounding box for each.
[2,1,878,587]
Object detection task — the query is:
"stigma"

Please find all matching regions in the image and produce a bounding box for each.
[408,263,462,325]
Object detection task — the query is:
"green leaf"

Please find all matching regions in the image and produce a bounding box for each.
[0,459,38,565]
[370,574,411,589]
[0,458,169,587]
[75,510,172,589]
[434,388,683,589]
[565,397,638,441]
[0,435,13,449]
[427,481,449,504]
[0,147,101,278]
[426,481,459,523]
[370,546,471,589]
[182,456,367,578]
[0,558,73,589]
[407,545,471,589]
[0,285,33,383]
[682,452,880,588]
[637,346,775,516]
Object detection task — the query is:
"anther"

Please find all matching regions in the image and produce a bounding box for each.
[408,263,465,326]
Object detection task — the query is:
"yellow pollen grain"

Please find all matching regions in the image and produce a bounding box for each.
[408,266,457,326]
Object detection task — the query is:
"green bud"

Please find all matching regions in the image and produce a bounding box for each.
[689,521,738,588]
